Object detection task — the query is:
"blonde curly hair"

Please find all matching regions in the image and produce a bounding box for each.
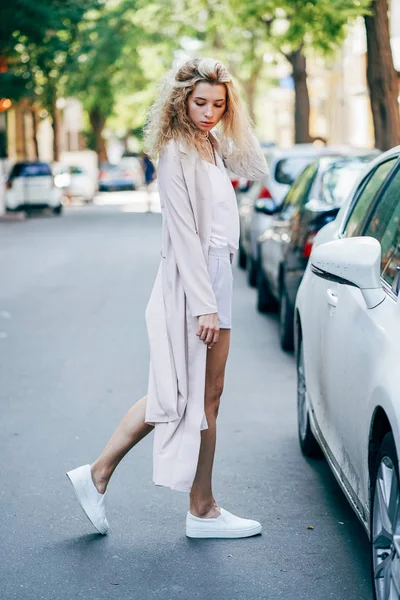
[144,57,255,162]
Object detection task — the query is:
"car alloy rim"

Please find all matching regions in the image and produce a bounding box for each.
[372,456,400,599]
[297,343,308,441]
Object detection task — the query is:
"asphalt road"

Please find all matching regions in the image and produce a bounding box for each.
[0,191,372,600]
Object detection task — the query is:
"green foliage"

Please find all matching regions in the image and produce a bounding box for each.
[1,0,100,105]
[229,0,371,56]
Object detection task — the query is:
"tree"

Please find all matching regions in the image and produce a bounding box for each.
[364,0,400,150]
[65,0,177,163]
[1,0,100,160]
[230,0,370,143]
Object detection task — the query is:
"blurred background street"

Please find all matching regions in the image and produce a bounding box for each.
[2,0,400,598]
[0,197,372,599]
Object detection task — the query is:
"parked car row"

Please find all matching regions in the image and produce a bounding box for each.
[240,142,400,599]
[238,145,379,349]
[3,155,148,214]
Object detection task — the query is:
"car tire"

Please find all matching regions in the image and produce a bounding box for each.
[257,270,277,313]
[371,431,400,600]
[297,338,321,457]
[279,281,294,351]
[53,204,63,215]
[247,255,258,287]
[238,242,247,269]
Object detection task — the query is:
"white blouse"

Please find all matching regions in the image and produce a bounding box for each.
[203,151,240,253]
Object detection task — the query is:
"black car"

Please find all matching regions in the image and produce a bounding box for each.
[256,153,378,351]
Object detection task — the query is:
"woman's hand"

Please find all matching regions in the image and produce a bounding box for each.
[197,313,219,349]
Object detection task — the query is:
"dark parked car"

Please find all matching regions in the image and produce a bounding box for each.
[238,145,358,287]
[256,153,378,350]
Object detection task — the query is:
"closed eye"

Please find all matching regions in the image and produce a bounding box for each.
[195,102,225,108]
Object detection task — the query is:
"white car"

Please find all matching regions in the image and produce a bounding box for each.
[295,146,400,598]
[54,164,97,203]
[6,161,63,214]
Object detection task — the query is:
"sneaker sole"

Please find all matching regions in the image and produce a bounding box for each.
[186,523,262,539]
[66,471,108,535]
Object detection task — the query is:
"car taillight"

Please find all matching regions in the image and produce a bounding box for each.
[303,231,318,258]
[6,180,12,190]
[259,186,272,199]
[99,171,105,180]
[231,178,239,189]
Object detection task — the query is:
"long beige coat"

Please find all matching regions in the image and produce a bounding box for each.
[144,132,268,492]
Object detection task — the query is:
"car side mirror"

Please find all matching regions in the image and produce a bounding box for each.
[310,237,386,309]
[254,198,277,215]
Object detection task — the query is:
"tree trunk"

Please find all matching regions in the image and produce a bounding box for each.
[286,49,312,144]
[243,76,258,124]
[364,0,400,150]
[89,107,108,164]
[31,109,39,160]
[51,95,60,162]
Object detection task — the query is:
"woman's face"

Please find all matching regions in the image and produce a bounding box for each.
[187,82,227,132]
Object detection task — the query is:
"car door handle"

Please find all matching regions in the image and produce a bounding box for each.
[326,288,338,307]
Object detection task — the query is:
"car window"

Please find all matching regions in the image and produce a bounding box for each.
[362,167,400,290]
[283,163,319,208]
[11,163,52,178]
[321,160,370,207]
[382,248,400,294]
[274,156,315,185]
[343,159,397,237]
[70,166,84,175]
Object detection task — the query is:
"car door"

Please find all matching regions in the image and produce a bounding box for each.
[307,158,398,449]
[317,161,400,510]
[263,163,319,298]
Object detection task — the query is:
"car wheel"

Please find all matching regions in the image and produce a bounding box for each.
[257,270,277,313]
[371,432,400,600]
[53,204,63,215]
[238,242,247,269]
[247,255,258,287]
[279,282,294,351]
[297,339,320,457]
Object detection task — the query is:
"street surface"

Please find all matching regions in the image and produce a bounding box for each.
[1,190,372,599]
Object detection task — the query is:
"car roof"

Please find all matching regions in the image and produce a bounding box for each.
[12,161,51,166]
[313,153,377,170]
[266,145,379,160]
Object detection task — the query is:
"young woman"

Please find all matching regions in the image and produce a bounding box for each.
[67,57,268,539]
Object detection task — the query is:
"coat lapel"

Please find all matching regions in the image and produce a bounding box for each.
[178,140,212,249]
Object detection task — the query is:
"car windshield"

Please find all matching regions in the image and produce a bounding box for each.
[11,163,52,177]
[70,166,85,175]
[274,157,316,185]
[321,160,370,207]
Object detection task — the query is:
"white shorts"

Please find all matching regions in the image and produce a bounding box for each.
[207,247,234,329]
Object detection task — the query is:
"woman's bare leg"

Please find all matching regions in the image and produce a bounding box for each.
[91,396,153,493]
[189,329,230,518]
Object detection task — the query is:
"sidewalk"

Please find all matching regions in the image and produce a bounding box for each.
[0,211,26,222]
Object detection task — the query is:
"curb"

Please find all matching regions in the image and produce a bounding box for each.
[0,212,26,222]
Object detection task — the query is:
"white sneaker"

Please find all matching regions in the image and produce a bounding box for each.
[186,507,262,539]
[66,464,109,535]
